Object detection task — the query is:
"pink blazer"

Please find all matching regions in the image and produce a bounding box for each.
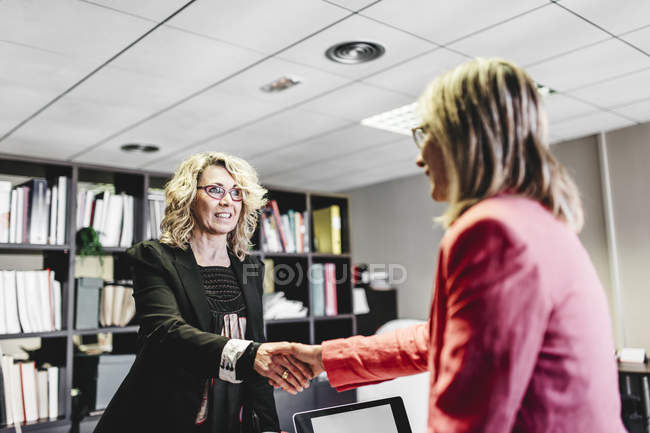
[323,195,625,432]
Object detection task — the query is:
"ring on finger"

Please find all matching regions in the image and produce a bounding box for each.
[281,369,289,380]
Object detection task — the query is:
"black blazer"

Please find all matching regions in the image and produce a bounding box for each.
[94,240,279,433]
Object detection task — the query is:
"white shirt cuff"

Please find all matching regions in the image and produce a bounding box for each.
[219,338,253,383]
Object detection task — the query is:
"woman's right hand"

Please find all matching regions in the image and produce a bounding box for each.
[254,342,313,394]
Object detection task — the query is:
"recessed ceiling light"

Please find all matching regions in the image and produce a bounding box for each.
[260,76,302,93]
[325,41,385,64]
[360,102,421,136]
[120,143,160,153]
[536,83,556,96]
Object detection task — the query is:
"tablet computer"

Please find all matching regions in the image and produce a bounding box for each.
[293,396,412,433]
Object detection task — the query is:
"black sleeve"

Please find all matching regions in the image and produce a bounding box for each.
[128,242,229,378]
[243,258,280,432]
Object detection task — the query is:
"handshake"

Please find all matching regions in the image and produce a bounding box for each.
[253,342,324,394]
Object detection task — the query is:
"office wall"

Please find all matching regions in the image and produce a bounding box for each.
[551,136,618,346]
[345,173,446,320]
[605,122,650,352]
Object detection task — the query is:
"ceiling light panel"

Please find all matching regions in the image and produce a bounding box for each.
[360,0,547,45]
[299,82,413,122]
[568,68,650,108]
[527,38,650,92]
[85,0,189,22]
[166,0,349,54]
[550,111,634,142]
[360,102,420,136]
[362,48,467,97]
[276,14,434,80]
[0,0,154,63]
[558,0,650,36]
[448,5,608,67]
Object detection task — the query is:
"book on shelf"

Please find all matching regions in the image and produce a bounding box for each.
[99,284,135,327]
[310,262,339,317]
[0,176,67,245]
[312,205,342,255]
[310,263,325,317]
[0,269,62,335]
[77,184,134,248]
[259,201,309,253]
[324,263,338,316]
[262,258,275,294]
[0,348,62,427]
[146,189,165,240]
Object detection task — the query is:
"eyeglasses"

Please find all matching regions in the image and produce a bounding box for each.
[411,125,428,149]
[197,184,244,201]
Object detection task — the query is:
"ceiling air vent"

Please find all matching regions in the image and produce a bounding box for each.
[120,143,160,153]
[325,41,385,64]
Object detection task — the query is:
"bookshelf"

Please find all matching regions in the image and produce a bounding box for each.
[254,187,356,346]
[0,154,356,432]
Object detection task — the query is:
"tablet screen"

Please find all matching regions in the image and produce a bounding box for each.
[294,397,412,433]
[310,404,399,433]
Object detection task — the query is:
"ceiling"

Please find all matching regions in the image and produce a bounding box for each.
[1,0,649,191]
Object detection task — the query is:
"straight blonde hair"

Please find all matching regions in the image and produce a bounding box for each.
[160,152,267,260]
[418,58,583,232]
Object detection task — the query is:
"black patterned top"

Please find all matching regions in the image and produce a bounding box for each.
[198,265,247,339]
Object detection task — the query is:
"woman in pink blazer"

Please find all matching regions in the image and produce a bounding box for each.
[283,58,626,432]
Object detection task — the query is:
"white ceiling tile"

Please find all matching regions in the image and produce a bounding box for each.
[543,93,597,123]
[299,82,413,121]
[527,38,650,92]
[212,57,351,108]
[361,0,548,45]
[0,0,153,63]
[620,25,650,54]
[611,98,650,123]
[558,0,650,35]
[276,14,434,80]
[167,0,349,54]
[362,48,468,97]
[243,108,353,144]
[110,26,264,88]
[449,4,608,66]
[74,90,281,165]
[87,0,189,22]
[0,42,97,134]
[323,0,377,12]
[268,137,416,184]
[550,110,635,141]
[1,65,202,156]
[248,124,401,175]
[568,67,650,108]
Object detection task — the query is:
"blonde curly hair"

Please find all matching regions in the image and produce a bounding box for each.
[159,152,267,260]
[418,58,583,232]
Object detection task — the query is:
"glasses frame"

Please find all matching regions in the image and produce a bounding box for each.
[196,184,244,202]
[411,125,428,150]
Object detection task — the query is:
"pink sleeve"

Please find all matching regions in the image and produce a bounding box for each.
[322,322,430,391]
[431,219,551,432]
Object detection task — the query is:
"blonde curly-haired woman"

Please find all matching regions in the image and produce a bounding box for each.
[95,152,310,433]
